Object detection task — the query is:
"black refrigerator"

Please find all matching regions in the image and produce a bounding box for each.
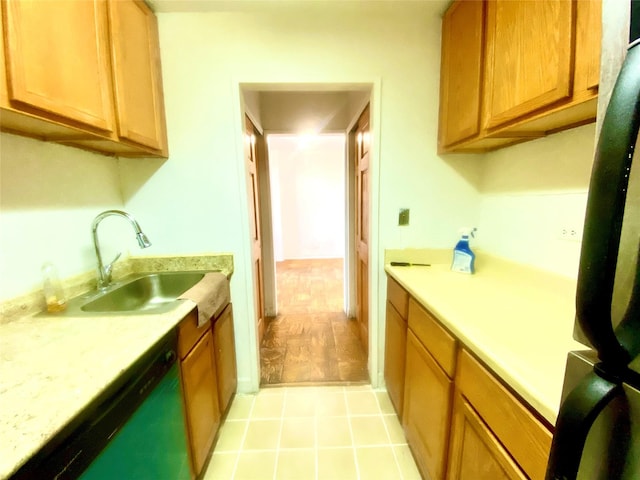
[545,1,640,479]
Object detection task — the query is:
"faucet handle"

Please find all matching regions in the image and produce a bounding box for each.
[104,252,122,277]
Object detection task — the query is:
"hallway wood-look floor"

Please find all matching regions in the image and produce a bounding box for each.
[260,258,368,386]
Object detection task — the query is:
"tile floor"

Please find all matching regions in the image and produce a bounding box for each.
[203,385,421,480]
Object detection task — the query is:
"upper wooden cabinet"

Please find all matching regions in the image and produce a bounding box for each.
[438,0,602,153]
[0,0,168,158]
[438,0,485,148]
[108,0,167,153]
[2,0,115,133]
[483,0,574,130]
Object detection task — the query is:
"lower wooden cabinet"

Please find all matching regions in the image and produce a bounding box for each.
[181,328,220,476]
[386,275,553,480]
[447,393,526,480]
[384,301,407,417]
[403,330,454,480]
[453,349,552,480]
[213,303,237,415]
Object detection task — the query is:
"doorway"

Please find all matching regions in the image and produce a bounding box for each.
[241,88,371,387]
[260,133,367,385]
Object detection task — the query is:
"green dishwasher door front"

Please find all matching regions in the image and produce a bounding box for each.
[79,364,191,480]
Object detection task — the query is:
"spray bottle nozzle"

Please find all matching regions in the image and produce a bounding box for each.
[459,227,477,239]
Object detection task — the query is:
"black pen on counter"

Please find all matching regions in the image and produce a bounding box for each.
[390,261,431,267]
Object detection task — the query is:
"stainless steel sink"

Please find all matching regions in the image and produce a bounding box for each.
[53,271,213,316]
[81,272,206,313]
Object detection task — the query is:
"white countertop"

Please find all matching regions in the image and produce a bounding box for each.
[385,255,587,426]
[0,301,196,479]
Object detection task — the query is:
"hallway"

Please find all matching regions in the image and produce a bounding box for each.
[260,259,368,385]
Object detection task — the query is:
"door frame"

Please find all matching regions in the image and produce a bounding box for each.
[233,80,382,392]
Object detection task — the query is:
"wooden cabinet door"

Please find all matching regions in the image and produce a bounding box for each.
[213,304,237,415]
[181,329,220,476]
[2,0,115,132]
[483,0,574,129]
[403,331,454,480]
[447,393,526,480]
[574,0,601,93]
[438,0,485,149]
[355,105,370,351]
[108,0,168,153]
[384,301,407,418]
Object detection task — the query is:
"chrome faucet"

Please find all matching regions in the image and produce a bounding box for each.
[92,210,151,289]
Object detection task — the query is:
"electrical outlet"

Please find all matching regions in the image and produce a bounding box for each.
[558,225,582,242]
[398,208,410,226]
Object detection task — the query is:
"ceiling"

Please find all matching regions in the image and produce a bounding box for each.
[147,0,452,17]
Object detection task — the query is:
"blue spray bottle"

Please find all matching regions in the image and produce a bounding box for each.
[451,228,477,274]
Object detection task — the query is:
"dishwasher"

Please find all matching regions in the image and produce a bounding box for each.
[11,329,191,480]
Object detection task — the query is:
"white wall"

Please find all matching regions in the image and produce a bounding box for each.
[0,133,125,300]
[118,3,481,390]
[476,124,597,278]
[268,134,345,261]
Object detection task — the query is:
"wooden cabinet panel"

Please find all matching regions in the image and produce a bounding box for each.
[384,301,407,417]
[2,0,115,133]
[447,393,526,480]
[408,298,457,378]
[438,0,485,149]
[403,331,454,480]
[484,0,574,130]
[574,0,601,93]
[455,349,552,480]
[108,0,168,154]
[178,309,211,359]
[181,329,220,476]
[387,276,409,319]
[213,303,237,415]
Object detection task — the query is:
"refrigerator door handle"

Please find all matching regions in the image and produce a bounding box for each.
[576,42,640,365]
[545,368,622,480]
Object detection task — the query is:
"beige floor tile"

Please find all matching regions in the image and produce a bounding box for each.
[252,392,285,418]
[394,444,422,480]
[275,449,316,480]
[234,450,277,479]
[317,417,352,447]
[349,416,390,446]
[345,384,372,392]
[284,391,318,417]
[375,390,397,415]
[355,446,402,479]
[382,414,407,445]
[203,452,238,480]
[317,447,358,480]
[279,417,316,449]
[315,391,348,417]
[345,390,380,415]
[243,419,282,450]
[215,420,248,452]
[226,394,255,420]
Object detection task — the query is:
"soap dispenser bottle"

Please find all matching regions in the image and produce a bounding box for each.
[451,228,477,274]
[42,262,67,313]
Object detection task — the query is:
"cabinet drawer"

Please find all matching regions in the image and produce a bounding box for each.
[408,298,457,378]
[387,276,408,319]
[455,349,552,480]
[178,309,211,359]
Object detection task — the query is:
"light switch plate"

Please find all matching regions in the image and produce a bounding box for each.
[398,208,410,226]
